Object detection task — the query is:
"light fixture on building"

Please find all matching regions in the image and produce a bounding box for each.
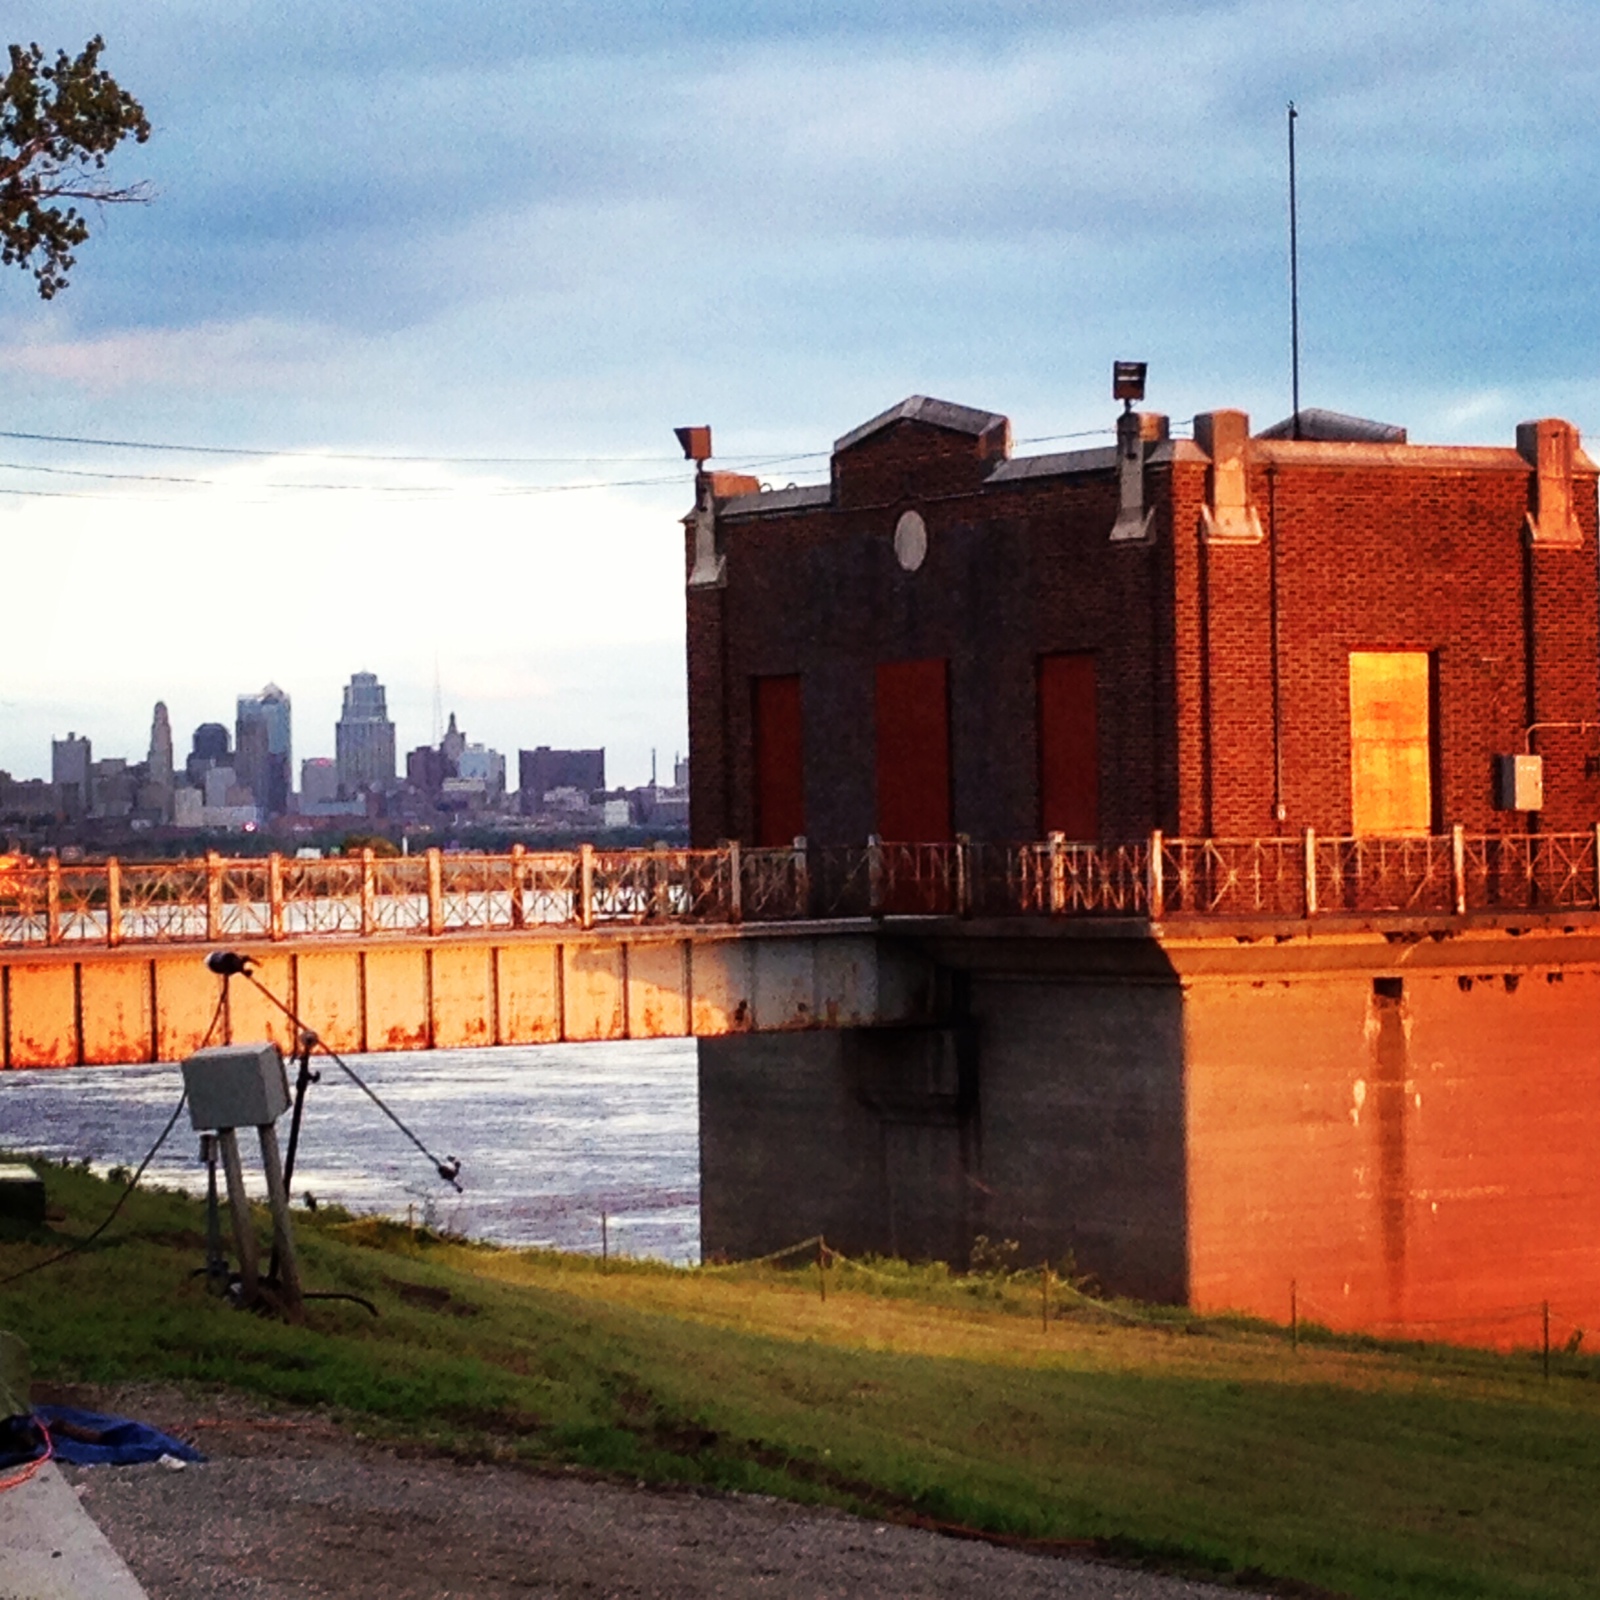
[1113,361,1147,409]
[674,426,713,464]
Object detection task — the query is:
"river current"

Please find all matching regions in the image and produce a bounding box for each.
[0,1040,700,1263]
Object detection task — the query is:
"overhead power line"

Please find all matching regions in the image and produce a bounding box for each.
[0,425,693,466]
[0,421,1123,506]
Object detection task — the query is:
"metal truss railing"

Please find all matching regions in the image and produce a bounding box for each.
[4,827,1600,950]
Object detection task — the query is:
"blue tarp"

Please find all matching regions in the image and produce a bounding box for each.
[29,1406,206,1466]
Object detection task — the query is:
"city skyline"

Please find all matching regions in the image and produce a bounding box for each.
[4,668,681,799]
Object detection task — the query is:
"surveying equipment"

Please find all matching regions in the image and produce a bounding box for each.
[181,1042,303,1318]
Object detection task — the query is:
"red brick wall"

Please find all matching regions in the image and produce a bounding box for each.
[706,450,1179,846]
[688,411,1600,845]
[1232,453,1600,833]
[833,418,1003,510]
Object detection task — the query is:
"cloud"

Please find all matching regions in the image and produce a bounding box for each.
[0,317,359,393]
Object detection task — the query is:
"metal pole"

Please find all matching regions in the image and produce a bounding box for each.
[206,851,223,942]
[257,1121,303,1320]
[579,843,595,931]
[104,857,121,948]
[201,1134,227,1287]
[268,852,285,941]
[426,847,444,936]
[360,848,376,936]
[509,842,525,930]
[279,1033,318,1202]
[217,1127,259,1305]
[1288,101,1301,438]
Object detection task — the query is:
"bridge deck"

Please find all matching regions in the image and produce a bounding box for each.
[3,830,1597,1066]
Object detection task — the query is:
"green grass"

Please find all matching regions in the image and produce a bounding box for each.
[6,1158,1600,1600]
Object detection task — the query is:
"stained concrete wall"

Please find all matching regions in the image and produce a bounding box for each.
[1180,935,1600,1346]
[699,919,1600,1347]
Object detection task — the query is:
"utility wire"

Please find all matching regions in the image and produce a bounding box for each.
[242,971,462,1191]
[0,421,1127,505]
[0,426,691,466]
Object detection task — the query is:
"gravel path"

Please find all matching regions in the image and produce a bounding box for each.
[54,1386,1244,1600]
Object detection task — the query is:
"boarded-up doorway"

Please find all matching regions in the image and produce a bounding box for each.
[1039,652,1099,839]
[752,674,804,846]
[1349,651,1435,835]
[875,659,951,840]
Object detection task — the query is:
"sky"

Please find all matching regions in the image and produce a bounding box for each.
[2,1,1597,788]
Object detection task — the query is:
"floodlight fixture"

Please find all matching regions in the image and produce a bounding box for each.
[674,425,713,464]
[1113,361,1147,408]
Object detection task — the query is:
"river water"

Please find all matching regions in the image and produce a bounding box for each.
[0,1040,701,1262]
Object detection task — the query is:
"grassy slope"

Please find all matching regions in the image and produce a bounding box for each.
[4,1160,1600,1600]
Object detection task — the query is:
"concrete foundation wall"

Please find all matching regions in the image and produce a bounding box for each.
[965,975,1187,1301]
[698,919,1600,1348]
[1183,953,1600,1345]
[699,965,1187,1299]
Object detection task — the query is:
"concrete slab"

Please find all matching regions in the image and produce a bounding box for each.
[0,1461,148,1599]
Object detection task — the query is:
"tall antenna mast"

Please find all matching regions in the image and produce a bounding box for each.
[1288,100,1301,439]
[431,653,444,746]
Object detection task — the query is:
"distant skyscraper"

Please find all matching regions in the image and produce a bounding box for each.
[440,711,466,775]
[300,757,339,805]
[148,703,173,789]
[335,671,396,794]
[519,747,605,813]
[237,683,292,815]
[141,702,175,822]
[187,722,231,788]
[51,732,92,817]
[458,742,506,799]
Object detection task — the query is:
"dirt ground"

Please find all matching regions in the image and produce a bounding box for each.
[44,1383,1247,1600]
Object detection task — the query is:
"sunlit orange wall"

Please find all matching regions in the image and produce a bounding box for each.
[1184,962,1600,1349]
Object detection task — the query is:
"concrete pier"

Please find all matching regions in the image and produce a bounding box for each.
[699,914,1600,1345]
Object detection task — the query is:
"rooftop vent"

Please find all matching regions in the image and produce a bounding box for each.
[1256,408,1407,444]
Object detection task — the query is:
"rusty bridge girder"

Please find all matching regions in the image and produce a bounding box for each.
[0,925,938,1069]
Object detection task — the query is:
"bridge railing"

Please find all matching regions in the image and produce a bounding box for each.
[3,827,1599,949]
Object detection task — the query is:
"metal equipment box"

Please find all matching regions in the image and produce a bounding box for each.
[182,1042,290,1131]
[0,1164,46,1229]
[1494,753,1544,812]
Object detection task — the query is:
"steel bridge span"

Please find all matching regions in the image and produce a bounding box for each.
[4,829,1600,1068]
[0,923,937,1069]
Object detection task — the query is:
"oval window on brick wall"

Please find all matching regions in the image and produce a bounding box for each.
[893,509,928,572]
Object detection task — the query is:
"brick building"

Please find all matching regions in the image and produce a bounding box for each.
[685,395,1600,848]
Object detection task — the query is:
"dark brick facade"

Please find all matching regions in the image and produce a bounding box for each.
[686,397,1600,846]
